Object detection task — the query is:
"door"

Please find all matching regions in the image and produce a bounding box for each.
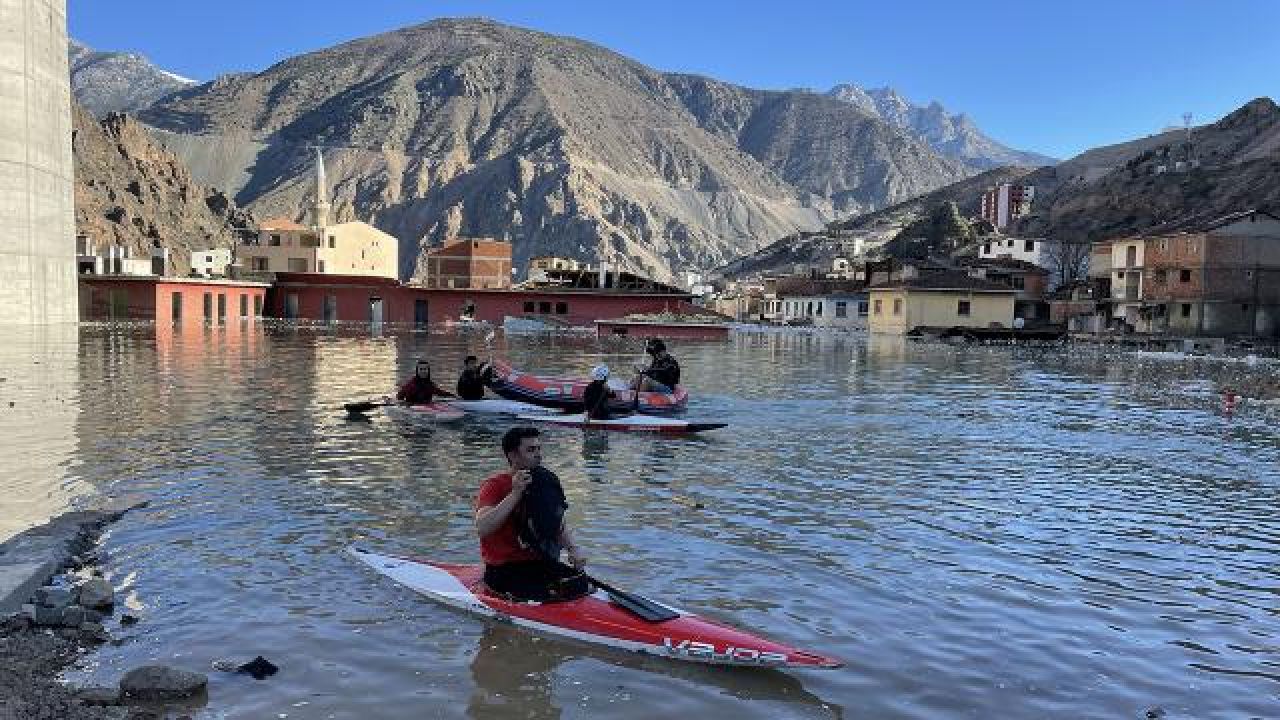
[414,299,429,328]
[285,293,299,320]
[323,295,338,324]
[369,297,384,325]
[108,290,128,320]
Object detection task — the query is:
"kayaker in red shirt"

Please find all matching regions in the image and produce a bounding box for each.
[396,360,455,405]
[474,427,588,601]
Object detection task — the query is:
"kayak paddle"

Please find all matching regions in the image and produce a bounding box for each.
[549,558,678,623]
[344,399,391,415]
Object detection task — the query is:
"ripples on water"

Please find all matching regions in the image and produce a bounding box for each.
[2,323,1278,718]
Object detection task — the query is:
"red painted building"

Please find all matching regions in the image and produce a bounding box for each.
[267,273,697,326]
[79,276,270,323]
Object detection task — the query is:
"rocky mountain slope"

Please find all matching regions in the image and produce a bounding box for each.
[718,166,1034,278]
[1017,97,1280,241]
[829,84,1056,169]
[69,39,195,116]
[73,103,255,275]
[134,18,969,282]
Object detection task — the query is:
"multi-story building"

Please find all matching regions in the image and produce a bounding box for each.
[191,248,232,278]
[776,278,869,329]
[421,238,513,289]
[1135,210,1280,336]
[868,266,1016,334]
[957,257,1050,324]
[979,184,1035,230]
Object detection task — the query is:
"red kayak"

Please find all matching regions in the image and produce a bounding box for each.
[487,360,689,415]
[349,547,840,669]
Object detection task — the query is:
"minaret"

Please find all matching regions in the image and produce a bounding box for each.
[310,146,330,229]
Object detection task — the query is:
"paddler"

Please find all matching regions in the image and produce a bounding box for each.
[395,360,455,406]
[632,338,680,393]
[455,355,495,401]
[583,364,621,420]
[474,427,589,601]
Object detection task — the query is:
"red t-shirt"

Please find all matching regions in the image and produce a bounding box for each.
[475,472,540,566]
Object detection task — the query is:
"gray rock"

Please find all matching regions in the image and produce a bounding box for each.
[60,605,86,627]
[119,664,208,702]
[34,586,73,609]
[76,577,114,610]
[31,604,63,626]
[79,686,120,706]
[79,621,109,642]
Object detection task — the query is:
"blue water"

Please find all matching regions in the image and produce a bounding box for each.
[3,323,1279,719]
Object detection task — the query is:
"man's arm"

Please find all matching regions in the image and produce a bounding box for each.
[560,524,585,569]
[475,471,530,538]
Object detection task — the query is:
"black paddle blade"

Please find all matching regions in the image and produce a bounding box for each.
[599,585,679,622]
[344,401,381,414]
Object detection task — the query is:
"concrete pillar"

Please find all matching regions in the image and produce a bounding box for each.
[0,0,77,325]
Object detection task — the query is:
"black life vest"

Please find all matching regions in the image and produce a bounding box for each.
[516,466,568,560]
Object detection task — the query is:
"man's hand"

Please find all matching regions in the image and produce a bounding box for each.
[510,469,532,496]
[567,548,587,570]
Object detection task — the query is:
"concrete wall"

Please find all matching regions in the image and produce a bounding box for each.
[0,0,77,324]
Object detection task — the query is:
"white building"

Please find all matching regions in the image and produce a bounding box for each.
[76,236,166,276]
[776,279,869,329]
[191,248,232,277]
[979,184,1035,230]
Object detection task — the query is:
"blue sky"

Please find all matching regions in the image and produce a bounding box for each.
[68,0,1279,159]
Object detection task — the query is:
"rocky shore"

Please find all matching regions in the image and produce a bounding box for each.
[0,506,208,720]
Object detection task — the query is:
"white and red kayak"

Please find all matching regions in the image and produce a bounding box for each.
[383,402,467,424]
[348,547,841,669]
[442,398,563,416]
[516,412,726,434]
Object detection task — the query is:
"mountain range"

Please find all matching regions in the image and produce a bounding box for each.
[69,39,195,116]
[66,19,1048,282]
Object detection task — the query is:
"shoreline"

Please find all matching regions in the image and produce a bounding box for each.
[0,503,208,720]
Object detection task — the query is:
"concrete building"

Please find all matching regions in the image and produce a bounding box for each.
[422,238,513,289]
[868,268,1016,334]
[776,278,869,329]
[979,184,1034,230]
[238,149,399,279]
[957,257,1050,325]
[75,236,167,276]
[191,248,232,278]
[1132,210,1280,336]
[1,0,77,324]
[78,275,269,323]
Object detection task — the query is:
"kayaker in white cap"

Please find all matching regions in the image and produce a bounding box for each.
[583,364,619,420]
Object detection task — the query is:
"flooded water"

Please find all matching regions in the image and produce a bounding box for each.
[4,323,1280,719]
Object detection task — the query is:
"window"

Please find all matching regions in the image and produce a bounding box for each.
[301,235,321,248]
[1180,269,1191,283]
[893,298,902,316]
[1242,303,1250,314]
[251,257,269,271]
[328,235,336,249]
[205,255,213,263]
[217,293,226,322]
[807,301,814,316]
[555,302,568,315]
[873,299,882,315]
[239,294,248,318]
[253,296,263,317]
[323,295,337,324]
[957,300,972,317]
[171,292,182,321]
[288,258,308,272]
[1126,245,1137,267]
[816,302,823,317]
[318,260,326,273]
[857,301,869,317]
[523,301,535,313]
[203,292,212,321]
[1154,269,1167,283]
[1024,239,1035,252]
[982,243,991,254]
[1006,239,1014,248]
[539,301,551,314]
[835,301,848,318]
[1012,276,1025,290]
[269,234,281,247]
[1116,271,1125,279]
[1181,303,1191,318]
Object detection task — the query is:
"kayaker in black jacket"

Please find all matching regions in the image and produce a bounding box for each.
[396,360,455,405]
[632,338,680,393]
[456,355,495,401]
[583,365,620,420]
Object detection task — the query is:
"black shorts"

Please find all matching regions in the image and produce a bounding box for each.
[483,560,591,602]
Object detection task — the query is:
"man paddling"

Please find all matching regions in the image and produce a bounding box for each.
[456,355,495,401]
[396,360,455,405]
[475,427,588,601]
[632,338,680,393]
[583,365,621,420]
